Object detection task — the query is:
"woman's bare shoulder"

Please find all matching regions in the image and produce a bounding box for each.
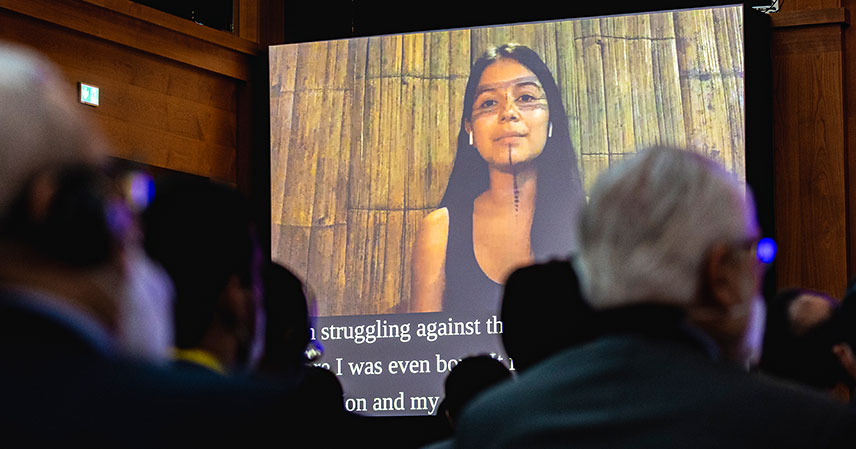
[418,207,449,244]
[412,208,449,312]
[423,207,449,226]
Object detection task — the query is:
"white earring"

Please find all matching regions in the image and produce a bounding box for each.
[469,132,473,146]
[548,122,553,138]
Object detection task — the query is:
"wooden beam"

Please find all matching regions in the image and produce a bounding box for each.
[0,0,261,80]
[237,0,260,43]
[770,7,848,28]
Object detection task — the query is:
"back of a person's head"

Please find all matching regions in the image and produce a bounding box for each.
[297,365,346,411]
[442,355,512,426]
[0,44,136,338]
[0,43,105,222]
[501,259,593,372]
[259,261,311,374]
[576,146,753,310]
[143,179,257,350]
[0,57,176,358]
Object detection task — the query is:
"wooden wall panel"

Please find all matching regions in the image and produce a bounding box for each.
[846,0,856,284]
[771,9,849,298]
[237,0,260,43]
[781,0,842,11]
[0,0,258,80]
[0,3,250,183]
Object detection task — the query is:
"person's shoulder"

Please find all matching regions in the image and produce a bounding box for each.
[415,208,449,248]
[453,379,518,447]
[455,351,570,430]
[505,258,574,287]
[738,369,852,415]
[421,208,449,230]
[710,368,856,447]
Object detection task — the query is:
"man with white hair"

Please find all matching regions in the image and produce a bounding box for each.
[454,146,856,448]
[0,42,322,447]
[0,42,126,353]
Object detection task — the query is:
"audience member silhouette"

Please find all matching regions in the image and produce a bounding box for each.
[8,40,856,449]
[0,42,313,448]
[258,261,347,410]
[761,288,856,404]
[422,355,512,449]
[143,179,265,376]
[441,355,512,427]
[453,146,856,448]
[501,259,594,372]
[258,261,312,377]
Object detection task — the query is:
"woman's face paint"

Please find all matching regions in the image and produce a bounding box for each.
[467,58,549,170]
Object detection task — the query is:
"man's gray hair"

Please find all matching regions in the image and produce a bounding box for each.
[0,42,105,218]
[575,146,756,309]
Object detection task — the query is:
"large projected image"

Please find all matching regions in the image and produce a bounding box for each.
[270,5,745,415]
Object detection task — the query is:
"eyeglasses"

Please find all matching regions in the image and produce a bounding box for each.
[734,237,777,265]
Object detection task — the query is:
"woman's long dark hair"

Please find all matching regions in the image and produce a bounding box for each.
[440,43,584,266]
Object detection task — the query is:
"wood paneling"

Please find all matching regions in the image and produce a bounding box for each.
[770,7,847,27]
[0,4,247,182]
[845,0,856,283]
[780,0,842,12]
[0,0,258,81]
[237,0,260,43]
[79,0,258,53]
[772,23,847,296]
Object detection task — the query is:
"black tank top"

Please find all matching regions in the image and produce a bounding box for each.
[442,207,503,314]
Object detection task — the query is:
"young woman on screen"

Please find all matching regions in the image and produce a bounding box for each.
[411,43,584,313]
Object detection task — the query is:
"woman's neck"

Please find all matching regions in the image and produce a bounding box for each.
[483,162,537,213]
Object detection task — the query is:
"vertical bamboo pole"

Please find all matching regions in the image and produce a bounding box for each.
[599,15,636,163]
[269,44,298,260]
[625,14,660,153]
[674,9,733,171]
[344,37,370,315]
[650,12,687,148]
[305,39,350,316]
[274,41,330,283]
[713,6,746,179]
[575,18,610,191]
[446,29,470,200]
[397,33,430,312]
[426,31,452,207]
[555,20,583,181]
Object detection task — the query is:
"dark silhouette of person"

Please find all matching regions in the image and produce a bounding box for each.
[257,261,312,378]
[500,258,595,372]
[258,261,348,412]
[453,146,856,449]
[441,355,512,427]
[143,179,265,376]
[761,288,856,403]
[422,355,512,449]
[0,42,317,448]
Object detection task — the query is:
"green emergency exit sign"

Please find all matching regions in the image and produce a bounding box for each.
[79,83,99,107]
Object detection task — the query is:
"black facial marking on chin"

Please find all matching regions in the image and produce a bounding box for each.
[509,144,519,214]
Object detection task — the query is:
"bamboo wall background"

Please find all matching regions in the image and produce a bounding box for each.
[270,6,745,316]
